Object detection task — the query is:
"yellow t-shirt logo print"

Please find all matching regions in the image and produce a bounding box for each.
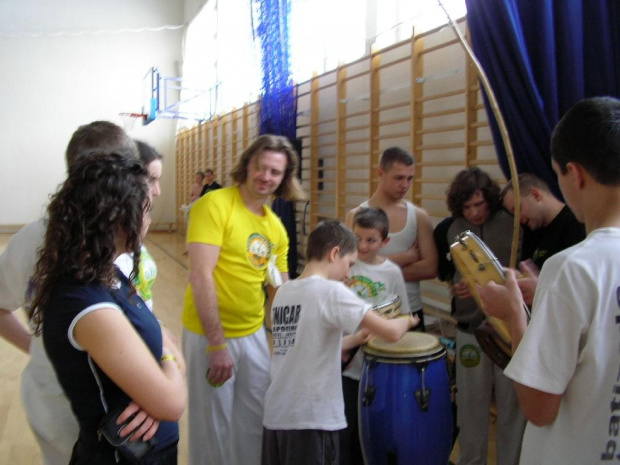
[247,233,273,268]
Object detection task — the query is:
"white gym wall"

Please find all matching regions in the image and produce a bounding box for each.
[0,0,191,230]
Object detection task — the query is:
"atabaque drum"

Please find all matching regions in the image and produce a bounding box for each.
[359,332,452,465]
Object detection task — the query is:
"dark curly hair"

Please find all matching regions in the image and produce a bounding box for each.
[446,166,502,218]
[29,152,150,334]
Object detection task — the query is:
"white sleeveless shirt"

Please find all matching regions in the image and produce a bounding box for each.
[359,201,422,310]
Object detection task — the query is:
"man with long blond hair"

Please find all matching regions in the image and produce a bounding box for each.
[182,134,304,465]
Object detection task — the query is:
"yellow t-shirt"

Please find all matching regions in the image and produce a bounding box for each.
[182,186,289,338]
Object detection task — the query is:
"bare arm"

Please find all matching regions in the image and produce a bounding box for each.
[344,207,361,229]
[0,309,30,353]
[342,328,372,351]
[113,323,187,441]
[74,308,186,421]
[477,269,562,426]
[189,184,201,203]
[187,242,233,385]
[516,259,540,306]
[513,383,562,426]
[360,311,417,343]
[385,243,419,268]
[161,325,186,377]
[397,209,438,282]
[0,221,44,353]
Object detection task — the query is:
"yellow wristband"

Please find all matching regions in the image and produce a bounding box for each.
[160,353,176,363]
[206,342,227,354]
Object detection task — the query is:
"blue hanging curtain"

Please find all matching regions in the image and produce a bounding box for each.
[254,0,299,277]
[465,0,620,198]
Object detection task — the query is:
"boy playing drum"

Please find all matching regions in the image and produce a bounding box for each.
[261,220,417,465]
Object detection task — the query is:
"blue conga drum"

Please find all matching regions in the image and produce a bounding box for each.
[359,332,452,465]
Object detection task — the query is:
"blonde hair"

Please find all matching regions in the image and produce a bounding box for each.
[230,134,305,201]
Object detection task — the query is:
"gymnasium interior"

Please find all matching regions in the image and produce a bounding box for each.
[1,0,618,463]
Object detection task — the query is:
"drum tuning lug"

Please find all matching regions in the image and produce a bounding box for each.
[415,365,431,411]
[415,388,431,411]
[362,385,376,407]
[457,231,469,246]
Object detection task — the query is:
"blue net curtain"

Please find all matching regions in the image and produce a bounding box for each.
[254,0,297,141]
[465,0,620,197]
[254,0,300,277]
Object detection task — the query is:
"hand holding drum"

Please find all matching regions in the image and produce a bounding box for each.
[449,231,513,345]
[515,259,539,306]
[476,268,527,327]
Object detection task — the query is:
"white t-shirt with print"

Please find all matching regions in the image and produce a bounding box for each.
[263,276,371,431]
[344,258,410,380]
[505,228,620,464]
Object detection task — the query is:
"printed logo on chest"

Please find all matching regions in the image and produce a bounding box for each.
[246,233,273,268]
[349,275,386,299]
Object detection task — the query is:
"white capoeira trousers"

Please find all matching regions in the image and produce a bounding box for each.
[183,327,271,465]
[455,330,526,465]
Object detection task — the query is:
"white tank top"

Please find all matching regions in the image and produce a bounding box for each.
[359,201,421,310]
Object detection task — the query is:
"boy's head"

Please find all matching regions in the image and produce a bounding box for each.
[502,173,557,230]
[377,147,415,201]
[551,96,620,186]
[306,220,358,279]
[65,121,137,167]
[352,208,390,263]
[379,146,414,172]
[550,96,620,223]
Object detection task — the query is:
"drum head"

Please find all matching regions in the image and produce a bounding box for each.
[364,332,442,359]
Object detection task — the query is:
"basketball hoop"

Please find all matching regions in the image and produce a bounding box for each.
[119,113,147,131]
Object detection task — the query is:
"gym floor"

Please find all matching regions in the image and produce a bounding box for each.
[0,231,498,465]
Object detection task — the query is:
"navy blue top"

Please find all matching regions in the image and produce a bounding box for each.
[42,269,178,452]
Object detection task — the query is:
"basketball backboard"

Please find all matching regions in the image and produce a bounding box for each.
[141,67,214,125]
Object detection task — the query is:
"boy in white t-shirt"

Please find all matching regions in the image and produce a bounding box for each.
[261,220,417,465]
[478,97,620,464]
[340,207,415,464]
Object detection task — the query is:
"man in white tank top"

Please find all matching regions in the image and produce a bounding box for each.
[345,147,437,330]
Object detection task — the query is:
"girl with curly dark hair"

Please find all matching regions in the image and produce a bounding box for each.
[30,152,185,465]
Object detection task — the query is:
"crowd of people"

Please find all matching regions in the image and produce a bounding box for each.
[0,95,618,465]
